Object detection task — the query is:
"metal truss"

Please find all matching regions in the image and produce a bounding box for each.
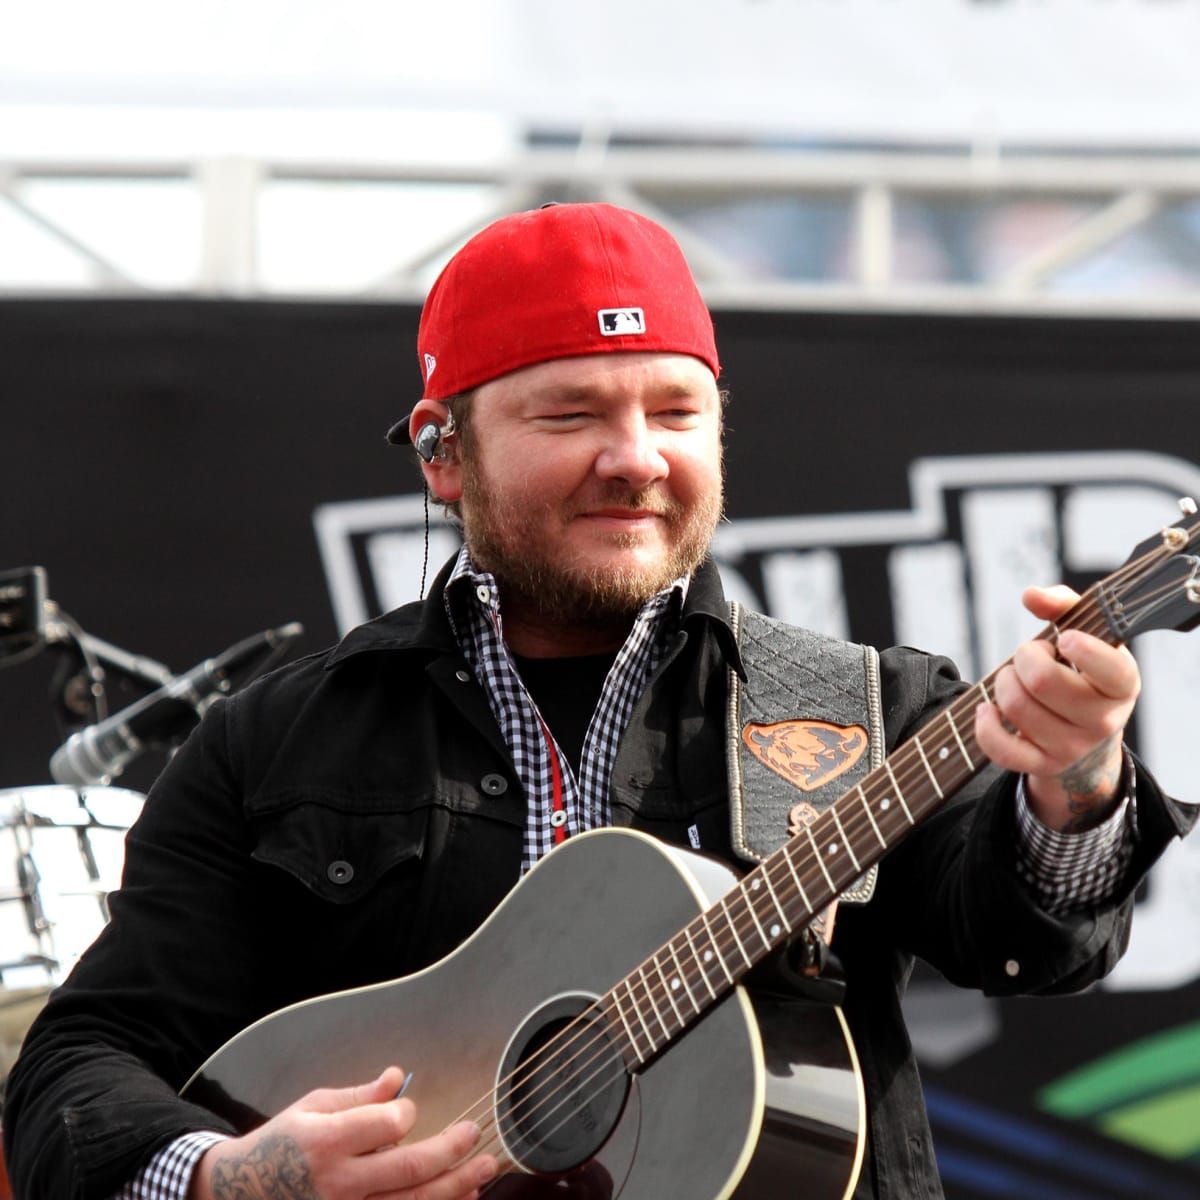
[4,147,1200,315]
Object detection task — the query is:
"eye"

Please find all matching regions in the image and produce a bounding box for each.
[656,407,703,427]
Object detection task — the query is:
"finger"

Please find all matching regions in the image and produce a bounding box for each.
[1022,584,1081,621]
[370,1150,498,1200]
[975,701,1055,778]
[302,1066,408,1115]
[1009,641,1123,729]
[993,661,1091,754]
[1056,630,1141,702]
[332,1096,418,1156]
[1009,641,1138,750]
[357,1120,484,1194]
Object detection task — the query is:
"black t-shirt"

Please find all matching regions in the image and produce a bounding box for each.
[511,651,619,776]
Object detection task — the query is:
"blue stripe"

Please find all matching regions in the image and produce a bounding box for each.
[935,1146,1112,1200]
[925,1086,1194,1199]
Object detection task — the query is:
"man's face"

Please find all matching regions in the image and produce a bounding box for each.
[457,352,723,624]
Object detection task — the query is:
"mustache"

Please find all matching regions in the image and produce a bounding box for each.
[570,487,683,518]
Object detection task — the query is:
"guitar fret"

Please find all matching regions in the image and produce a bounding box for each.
[742,883,771,949]
[803,825,837,892]
[654,956,686,1027]
[700,912,735,985]
[761,868,789,930]
[947,709,974,769]
[830,807,861,873]
[683,925,718,1000]
[857,784,886,847]
[667,941,700,1013]
[625,977,655,1052]
[915,738,944,800]
[719,896,754,969]
[607,992,646,1064]
[884,760,915,824]
[782,845,813,911]
[638,964,670,1042]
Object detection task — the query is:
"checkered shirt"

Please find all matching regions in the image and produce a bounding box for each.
[112,1130,226,1200]
[1014,750,1137,915]
[112,588,1137,1200]
[444,547,684,873]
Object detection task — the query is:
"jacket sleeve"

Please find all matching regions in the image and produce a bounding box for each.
[868,646,1196,997]
[2,699,254,1200]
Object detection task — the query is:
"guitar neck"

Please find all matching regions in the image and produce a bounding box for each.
[600,576,1124,1069]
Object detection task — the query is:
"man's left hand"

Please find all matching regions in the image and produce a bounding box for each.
[975,585,1140,833]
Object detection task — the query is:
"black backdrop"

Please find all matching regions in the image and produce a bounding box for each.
[2,299,1199,1197]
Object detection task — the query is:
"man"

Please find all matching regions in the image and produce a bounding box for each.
[3,203,1194,1200]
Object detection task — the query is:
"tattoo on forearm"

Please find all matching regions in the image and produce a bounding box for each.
[210,1134,320,1200]
[1057,735,1123,832]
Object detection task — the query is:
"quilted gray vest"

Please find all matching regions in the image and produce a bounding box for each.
[725,603,882,907]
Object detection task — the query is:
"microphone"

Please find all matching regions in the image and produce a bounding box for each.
[49,622,303,787]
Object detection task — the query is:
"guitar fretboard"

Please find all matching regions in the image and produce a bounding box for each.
[595,568,1144,1071]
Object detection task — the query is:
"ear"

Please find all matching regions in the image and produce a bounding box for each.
[408,399,462,503]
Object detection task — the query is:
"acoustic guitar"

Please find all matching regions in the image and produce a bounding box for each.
[182,502,1200,1199]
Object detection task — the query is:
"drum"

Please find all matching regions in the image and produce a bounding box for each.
[0,786,143,1196]
[0,785,144,994]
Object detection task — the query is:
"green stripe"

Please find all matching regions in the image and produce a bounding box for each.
[1098,1083,1200,1159]
[1038,1021,1200,1118]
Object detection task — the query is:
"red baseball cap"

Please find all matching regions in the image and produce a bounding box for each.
[388,203,719,441]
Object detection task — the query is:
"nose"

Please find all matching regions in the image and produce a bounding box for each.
[594,412,668,489]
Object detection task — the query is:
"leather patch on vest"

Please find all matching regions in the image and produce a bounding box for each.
[742,720,869,793]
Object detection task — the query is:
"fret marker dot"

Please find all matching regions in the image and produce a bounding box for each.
[880,798,891,810]
[751,878,761,890]
[938,746,950,760]
[671,978,681,990]
[828,842,839,855]
[704,950,713,962]
[770,923,781,937]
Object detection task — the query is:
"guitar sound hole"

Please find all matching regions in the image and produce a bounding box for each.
[496,993,630,1177]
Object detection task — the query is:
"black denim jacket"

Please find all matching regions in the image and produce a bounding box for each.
[4,558,1193,1200]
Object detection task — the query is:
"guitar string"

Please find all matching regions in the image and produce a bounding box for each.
[470,566,1180,1185]
[455,580,1152,1173]
[459,693,1028,1167]
[460,596,1123,1176]
[470,530,1199,1185]
[455,535,1187,1142]
[454,543,1189,1175]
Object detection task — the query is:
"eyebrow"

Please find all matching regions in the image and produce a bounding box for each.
[532,381,705,404]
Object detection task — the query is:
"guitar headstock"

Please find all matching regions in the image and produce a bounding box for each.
[1097,498,1200,640]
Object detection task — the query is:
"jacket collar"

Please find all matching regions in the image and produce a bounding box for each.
[325,550,744,676]
[325,555,462,667]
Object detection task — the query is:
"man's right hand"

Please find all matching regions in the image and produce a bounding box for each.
[188,1066,498,1200]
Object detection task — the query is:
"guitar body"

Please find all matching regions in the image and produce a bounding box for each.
[184,828,864,1199]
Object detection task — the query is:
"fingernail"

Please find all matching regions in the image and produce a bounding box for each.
[463,1120,481,1145]
[1059,631,1080,655]
[476,1159,497,1184]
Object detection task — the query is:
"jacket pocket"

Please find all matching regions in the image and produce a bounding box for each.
[249,796,429,906]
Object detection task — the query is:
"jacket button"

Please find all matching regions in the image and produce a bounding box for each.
[481,773,508,796]
[455,669,471,683]
[1004,959,1020,977]
[327,860,355,885]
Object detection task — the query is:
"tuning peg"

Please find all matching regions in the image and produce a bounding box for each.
[1181,497,1198,516]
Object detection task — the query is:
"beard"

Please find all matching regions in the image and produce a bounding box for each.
[460,468,723,627]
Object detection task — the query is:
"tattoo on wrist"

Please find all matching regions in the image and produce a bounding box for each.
[210,1134,319,1200]
[1057,735,1123,832]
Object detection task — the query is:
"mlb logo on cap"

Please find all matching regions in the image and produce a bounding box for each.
[598,308,646,336]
